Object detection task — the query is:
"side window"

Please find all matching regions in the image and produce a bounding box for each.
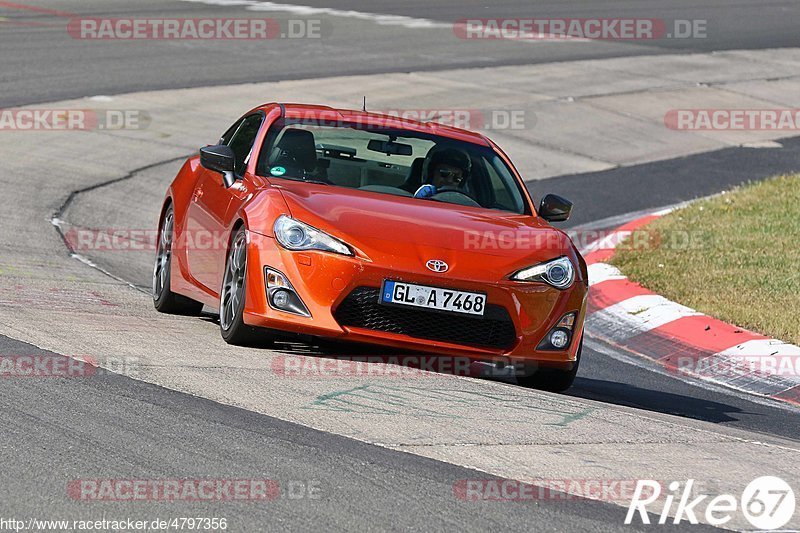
[483,155,522,212]
[226,114,264,176]
[219,120,242,146]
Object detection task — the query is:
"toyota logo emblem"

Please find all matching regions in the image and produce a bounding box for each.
[426,260,449,273]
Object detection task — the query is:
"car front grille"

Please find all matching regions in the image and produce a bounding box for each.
[334,287,517,350]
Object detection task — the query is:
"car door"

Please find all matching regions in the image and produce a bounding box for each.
[186,113,264,294]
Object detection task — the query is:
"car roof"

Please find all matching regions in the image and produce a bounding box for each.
[254,103,491,147]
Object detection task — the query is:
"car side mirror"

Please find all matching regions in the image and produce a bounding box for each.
[538,194,573,222]
[200,145,236,188]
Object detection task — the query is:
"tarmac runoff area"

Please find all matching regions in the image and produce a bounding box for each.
[1,48,799,528]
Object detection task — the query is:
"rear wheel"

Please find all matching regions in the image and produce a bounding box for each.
[153,206,203,315]
[219,226,274,346]
[516,338,582,393]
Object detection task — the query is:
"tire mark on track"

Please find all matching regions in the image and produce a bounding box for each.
[50,153,193,294]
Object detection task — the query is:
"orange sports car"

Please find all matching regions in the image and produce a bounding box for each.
[154,103,588,391]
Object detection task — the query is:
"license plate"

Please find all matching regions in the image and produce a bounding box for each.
[380,281,486,317]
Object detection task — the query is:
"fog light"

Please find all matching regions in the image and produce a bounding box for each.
[537,312,578,351]
[550,330,570,349]
[264,267,311,317]
[272,289,290,309]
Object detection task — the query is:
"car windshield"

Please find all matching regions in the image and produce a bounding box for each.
[257,118,528,214]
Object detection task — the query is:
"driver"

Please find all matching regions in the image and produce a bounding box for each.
[414,147,471,199]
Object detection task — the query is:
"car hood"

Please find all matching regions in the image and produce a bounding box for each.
[271,181,573,281]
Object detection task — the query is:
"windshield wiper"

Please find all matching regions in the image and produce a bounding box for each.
[279,175,329,185]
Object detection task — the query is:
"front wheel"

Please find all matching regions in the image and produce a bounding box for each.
[516,338,582,393]
[219,227,274,346]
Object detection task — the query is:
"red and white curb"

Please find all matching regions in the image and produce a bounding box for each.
[581,209,800,407]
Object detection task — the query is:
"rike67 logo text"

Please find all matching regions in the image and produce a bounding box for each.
[626,476,795,529]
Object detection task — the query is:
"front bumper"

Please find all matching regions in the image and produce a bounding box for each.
[243,231,587,366]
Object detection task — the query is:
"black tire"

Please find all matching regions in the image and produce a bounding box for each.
[516,338,582,393]
[219,226,274,346]
[153,205,204,315]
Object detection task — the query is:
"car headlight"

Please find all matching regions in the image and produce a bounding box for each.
[511,256,574,289]
[273,215,352,256]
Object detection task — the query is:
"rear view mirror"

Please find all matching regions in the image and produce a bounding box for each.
[200,145,236,188]
[538,194,573,222]
[367,139,413,156]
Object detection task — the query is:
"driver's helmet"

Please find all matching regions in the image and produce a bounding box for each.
[426,147,472,184]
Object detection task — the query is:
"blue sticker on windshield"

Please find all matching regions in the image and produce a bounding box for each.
[270,166,286,177]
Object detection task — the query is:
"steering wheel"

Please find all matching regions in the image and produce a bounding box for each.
[431,187,481,207]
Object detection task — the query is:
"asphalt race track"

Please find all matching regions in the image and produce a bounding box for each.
[2,0,800,106]
[1,1,799,531]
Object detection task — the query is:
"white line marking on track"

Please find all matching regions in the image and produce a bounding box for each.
[717,339,800,358]
[587,263,625,286]
[69,253,145,293]
[180,0,589,41]
[181,0,453,29]
[594,294,702,339]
